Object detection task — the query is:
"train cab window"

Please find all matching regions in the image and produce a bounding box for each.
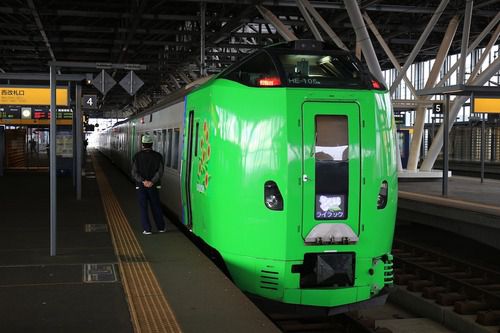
[314,115,349,220]
[172,128,180,169]
[276,53,365,88]
[221,52,279,87]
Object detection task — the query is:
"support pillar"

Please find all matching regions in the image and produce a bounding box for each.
[343,0,384,83]
[458,0,474,85]
[299,0,348,50]
[436,12,500,88]
[421,56,500,170]
[407,16,459,171]
[390,0,449,95]
[296,0,323,41]
[256,5,297,41]
[200,2,206,77]
[75,84,82,200]
[49,64,57,256]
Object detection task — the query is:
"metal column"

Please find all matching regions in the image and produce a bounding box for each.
[443,95,449,196]
[296,0,323,41]
[200,2,206,77]
[481,112,485,183]
[468,23,500,82]
[390,0,449,95]
[421,56,500,170]
[458,0,474,85]
[299,0,348,50]
[436,12,500,88]
[256,5,298,41]
[49,64,57,256]
[0,126,4,176]
[363,13,417,98]
[407,16,459,171]
[76,84,82,200]
[343,0,384,83]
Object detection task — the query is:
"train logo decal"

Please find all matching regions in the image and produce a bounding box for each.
[197,120,211,192]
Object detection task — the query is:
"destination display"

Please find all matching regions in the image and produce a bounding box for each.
[0,106,73,120]
[0,106,21,119]
[33,106,50,119]
[315,194,346,220]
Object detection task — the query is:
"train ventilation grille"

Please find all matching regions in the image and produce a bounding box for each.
[383,257,394,285]
[259,270,280,291]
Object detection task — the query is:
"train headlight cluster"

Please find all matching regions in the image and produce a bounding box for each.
[264,181,283,210]
[377,181,388,209]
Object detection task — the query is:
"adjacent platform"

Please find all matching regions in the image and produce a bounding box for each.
[0,152,278,333]
[398,175,500,250]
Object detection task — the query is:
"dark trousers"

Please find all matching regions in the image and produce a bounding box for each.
[137,186,165,232]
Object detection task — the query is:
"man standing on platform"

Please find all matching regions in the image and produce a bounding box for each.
[131,133,166,235]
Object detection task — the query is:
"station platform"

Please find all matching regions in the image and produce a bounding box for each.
[398,175,500,250]
[0,152,279,333]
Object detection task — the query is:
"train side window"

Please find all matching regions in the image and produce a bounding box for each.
[221,52,278,87]
[172,128,180,169]
[166,129,173,167]
[161,129,167,161]
[152,131,158,151]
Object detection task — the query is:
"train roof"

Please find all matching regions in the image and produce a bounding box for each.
[263,39,346,52]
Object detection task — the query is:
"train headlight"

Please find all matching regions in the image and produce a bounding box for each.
[377,181,388,209]
[264,181,283,211]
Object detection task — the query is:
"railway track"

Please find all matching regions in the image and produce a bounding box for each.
[393,238,500,327]
[268,312,391,333]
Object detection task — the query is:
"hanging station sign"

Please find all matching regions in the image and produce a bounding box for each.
[0,86,69,106]
[472,96,500,114]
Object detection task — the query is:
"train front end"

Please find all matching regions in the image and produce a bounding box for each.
[184,40,397,311]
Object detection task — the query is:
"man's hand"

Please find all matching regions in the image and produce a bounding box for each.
[142,180,154,188]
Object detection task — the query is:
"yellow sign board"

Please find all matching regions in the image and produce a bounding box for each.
[0,86,69,106]
[474,97,500,113]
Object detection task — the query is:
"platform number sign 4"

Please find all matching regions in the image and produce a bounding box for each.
[83,95,98,109]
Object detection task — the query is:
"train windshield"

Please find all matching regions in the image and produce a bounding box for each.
[275,53,366,88]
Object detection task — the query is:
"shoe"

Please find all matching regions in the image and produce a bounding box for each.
[142,231,152,235]
[158,229,166,233]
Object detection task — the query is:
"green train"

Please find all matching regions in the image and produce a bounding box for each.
[99,40,397,312]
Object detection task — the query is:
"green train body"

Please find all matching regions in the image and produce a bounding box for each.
[100,40,397,311]
[181,41,397,309]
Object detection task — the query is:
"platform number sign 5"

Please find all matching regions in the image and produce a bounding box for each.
[83,95,98,109]
[433,102,444,114]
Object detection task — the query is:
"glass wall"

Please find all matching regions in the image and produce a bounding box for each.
[384,44,500,125]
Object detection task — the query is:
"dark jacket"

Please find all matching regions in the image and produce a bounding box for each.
[131,149,164,188]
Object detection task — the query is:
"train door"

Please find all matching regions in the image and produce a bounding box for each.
[183,111,196,229]
[301,102,361,240]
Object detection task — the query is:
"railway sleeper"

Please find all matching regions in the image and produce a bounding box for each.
[461,277,491,285]
[432,266,456,273]
[454,300,490,314]
[446,271,474,279]
[435,292,467,306]
[407,279,435,292]
[422,286,448,299]
[394,273,417,285]
[476,310,500,326]
[477,284,500,292]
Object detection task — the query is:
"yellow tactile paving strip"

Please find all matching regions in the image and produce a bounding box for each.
[93,156,182,333]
